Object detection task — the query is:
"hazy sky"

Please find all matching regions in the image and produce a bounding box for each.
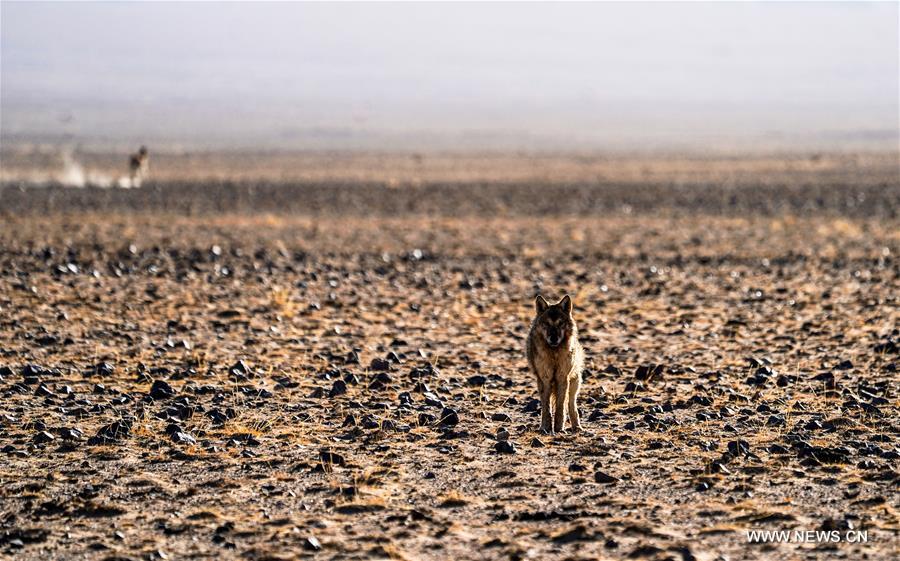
[2,1,898,151]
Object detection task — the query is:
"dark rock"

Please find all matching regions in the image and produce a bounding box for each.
[635,363,664,382]
[812,371,836,389]
[58,427,83,441]
[88,418,134,445]
[369,358,391,372]
[228,360,253,379]
[21,364,44,378]
[689,395,713,407]
[35,335,60,346]
[467,375,487,387]
[149,380,175,400]
[805,419,824,431]
[624,381,644,393]
[802,445,854,464]
[205,409,229,425]
[319,449,345,466]
[552,525,591,543]
[768,444,790,454]
[170,429,196,445]
[329,379,347,397]
[438,407,459,426]
[409,364,438,380]
[874,338,898,354]
[25,419,47,431]
[422,392,443,408]
[747,357,771,368]
[776,374,797,387]
[93,362,115,377]
[594,471,618,484]
[495,441,516,454]
[491,412,512,423]
[33,431,55,444]
[727,440,751,457]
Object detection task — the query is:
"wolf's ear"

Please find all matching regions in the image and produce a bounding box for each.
[535,295,549,314]
[559,295,572,315]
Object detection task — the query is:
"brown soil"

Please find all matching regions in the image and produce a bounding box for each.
[0,157,898,560]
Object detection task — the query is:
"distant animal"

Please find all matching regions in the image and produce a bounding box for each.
[526,294,584,434]
[128,146,149,185]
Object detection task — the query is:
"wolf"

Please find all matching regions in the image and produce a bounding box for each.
[526,294,584,434]
[129,146,149,186]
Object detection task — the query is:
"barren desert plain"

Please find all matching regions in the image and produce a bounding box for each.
[0,150,898,560]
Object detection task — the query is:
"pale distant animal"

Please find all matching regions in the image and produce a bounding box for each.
[128,146,149,186]
[526,294,584,434]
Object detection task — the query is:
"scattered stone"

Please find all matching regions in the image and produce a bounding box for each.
[369,358,391,372]
[166,424,196,445]
[552,525,591,543]
[466,374,487,387]
[58,427,83,441]
[329,379,347,397]
[320,449,345,466]
[93,362,115,377]
[727,440,751,457]
[594,471,618,484]
[438,407,459,426]
[149,380,175,400]
[228,360,253,379]
[88,418,134,445]
[33,431,55,444]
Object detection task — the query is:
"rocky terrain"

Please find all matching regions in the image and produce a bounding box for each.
[0,161,898,560]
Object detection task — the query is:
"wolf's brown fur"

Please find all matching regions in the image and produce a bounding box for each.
[526,294,584,433]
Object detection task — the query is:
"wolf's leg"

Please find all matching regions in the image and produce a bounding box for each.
[553,376,567,433]
[567,375,582,432]
[538,377,552,433]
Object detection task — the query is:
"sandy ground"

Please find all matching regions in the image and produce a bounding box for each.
[1,147,898,186]
[0,159,898,560]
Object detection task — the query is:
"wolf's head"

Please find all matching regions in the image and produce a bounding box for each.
[533,294,575,349]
